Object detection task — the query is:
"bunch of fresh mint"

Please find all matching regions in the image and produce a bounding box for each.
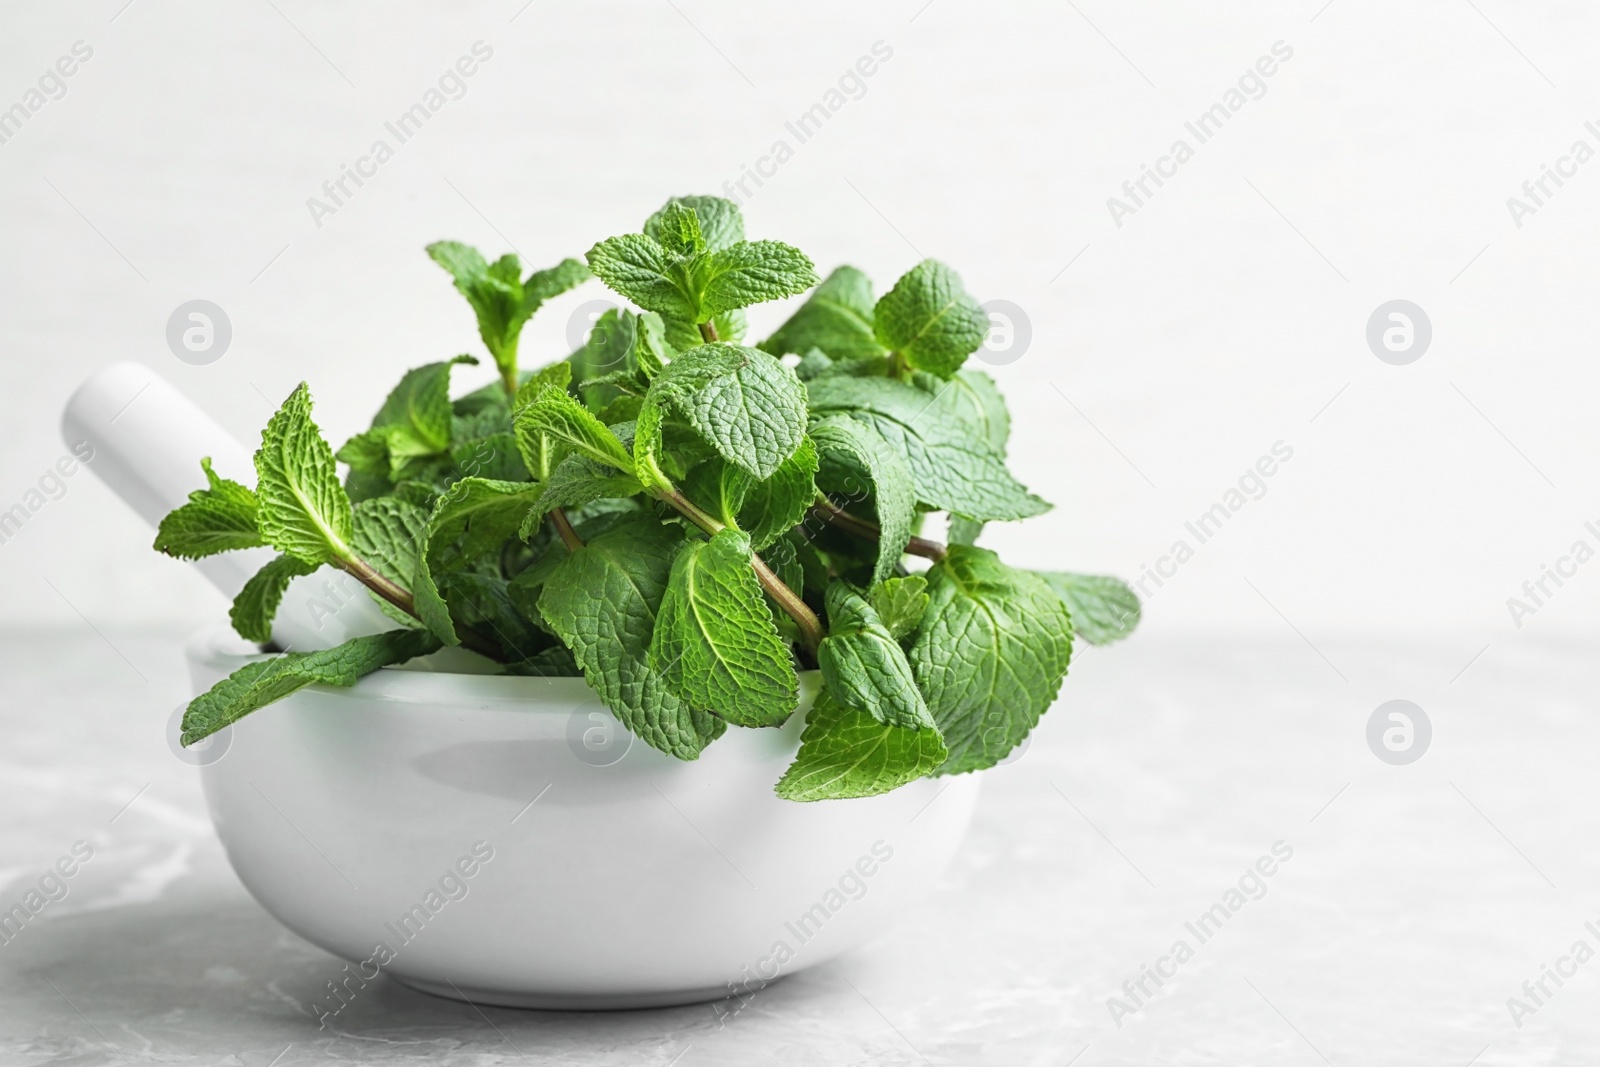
[155,195,1139,800]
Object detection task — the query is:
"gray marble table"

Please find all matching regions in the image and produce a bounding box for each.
[2,627,1596,1065]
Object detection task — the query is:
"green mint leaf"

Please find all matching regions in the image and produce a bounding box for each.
[344,467,393,506]
[538,515,724,760]
[649,343,807,479]
[567,309,645,410]
[438,571,546,662]
[487,251,521,286]
[818,583,935,730]
[512,359,574,411]
[335,429,390,477]
[585,234,697,321]
[420,477,545,573]
[649,528,798,727]
[1035,571,1142,645]
[648,199,707,257]
[201,456,245,495]
[698,240,820,319]
[254,383,355,566]
[229,554,317,643]
[913,370,1014,470]
[511,408,562,486]
[371,356,478,455]
[513,386,634,476]
[736,436,818,550]
[947,515,985,546]
[449,404,504,444]
[804,351,894,382]
[573,368,646,400]
[774,688,947,802]
[390,479,442,512]
[339,356,479,479]
[452,431,529,483]
[521,257,591,314]
[595,394,645,424]
[451,378,514,418]
[807,415,915,582]
[566,307,673,409]
[388,455,457,491]
[909,546,1074,774]
[871,575,929,640]
[761,265,886,362]
[794,348,835,381]
[570,309,637,374]
[874,259,988,378]
[507,542,571,613]
[412,478,544,644]
[916,368,1010,456]
[351,497,428,589]
[795,535,832,598]
[806,376,1048,522]
[427,242,525,367]
[645,195,745,252]
[678,432,819,549]
[180,629,441,745]
[630,396,673,493]
[682,457,750,529]
[153,457,263,560]
[633,310,673,376]
[501,644,581,677]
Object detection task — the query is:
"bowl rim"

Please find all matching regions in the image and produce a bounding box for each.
[184,624,823,709]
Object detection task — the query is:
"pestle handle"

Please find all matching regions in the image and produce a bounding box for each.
[62,362,391,650]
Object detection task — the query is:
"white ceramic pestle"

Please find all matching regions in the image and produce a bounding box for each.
[62,362,392,651]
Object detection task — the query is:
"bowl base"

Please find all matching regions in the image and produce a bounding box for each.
[394,975,746,1012]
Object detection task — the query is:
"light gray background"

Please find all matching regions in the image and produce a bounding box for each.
[4,1,1599,1063]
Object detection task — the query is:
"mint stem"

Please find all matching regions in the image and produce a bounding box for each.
[809,496,947,562]
[335,554,508,661]
[657,487,824,652]
[499,339,520,396]
[336,554,415,615]
[549,508,584,552]
[698,321,719,344]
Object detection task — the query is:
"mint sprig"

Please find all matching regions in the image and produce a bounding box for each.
[587,196,818,343]
[427,243,589,394]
